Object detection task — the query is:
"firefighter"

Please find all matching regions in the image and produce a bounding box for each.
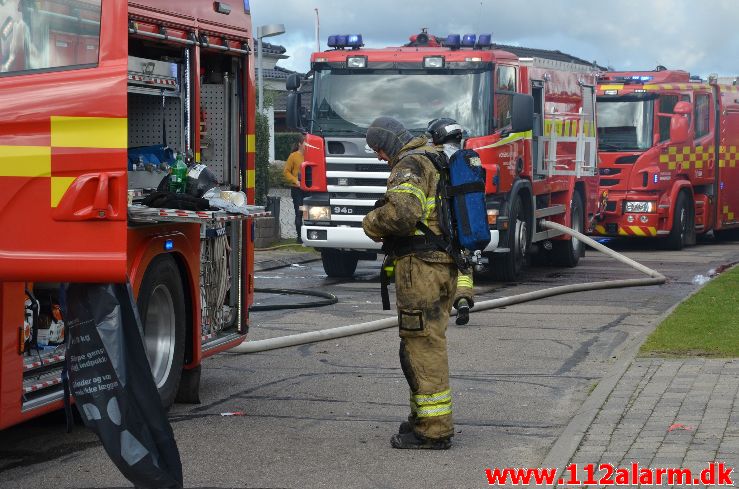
[362,116,458,450]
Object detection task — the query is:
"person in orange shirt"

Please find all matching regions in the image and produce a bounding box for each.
[283,135,305,243]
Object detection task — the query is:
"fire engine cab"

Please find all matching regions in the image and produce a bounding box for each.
[0,0,259,430]
[594,68,739,246]
[287,31,601,281]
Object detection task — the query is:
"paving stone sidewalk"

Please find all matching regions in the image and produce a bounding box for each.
[567,358,739,487]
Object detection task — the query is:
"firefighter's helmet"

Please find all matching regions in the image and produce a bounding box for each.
[427,118,464,145]
[186,164,219,197]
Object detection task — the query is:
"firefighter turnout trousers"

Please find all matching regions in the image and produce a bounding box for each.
[454,272,474,308]
[395,255,457,440]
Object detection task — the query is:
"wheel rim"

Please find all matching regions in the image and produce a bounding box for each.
[514,218,528,267]
[571,207,582,253]
[144,284,175,389]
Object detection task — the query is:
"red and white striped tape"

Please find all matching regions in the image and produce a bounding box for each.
[24,376,62,394]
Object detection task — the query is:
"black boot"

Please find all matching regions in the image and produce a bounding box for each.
[455,298,470,326]
[390,431,452,450]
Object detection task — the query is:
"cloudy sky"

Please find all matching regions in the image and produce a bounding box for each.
[251,0,738,78]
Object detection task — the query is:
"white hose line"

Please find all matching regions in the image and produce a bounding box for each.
[229,220,666,354]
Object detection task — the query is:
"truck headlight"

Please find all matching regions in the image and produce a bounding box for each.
[624,201,655,213]
[304,205,331,221]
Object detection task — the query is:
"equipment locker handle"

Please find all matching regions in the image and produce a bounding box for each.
[52,172,127,221]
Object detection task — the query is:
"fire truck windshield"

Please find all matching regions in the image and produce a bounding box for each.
[597,98,655,151]
[310,68,492,137]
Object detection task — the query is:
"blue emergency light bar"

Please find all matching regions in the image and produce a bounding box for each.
[445,34,461,49]
[477,34,492,47]
[327,34,363,50]
[461,34,476,47]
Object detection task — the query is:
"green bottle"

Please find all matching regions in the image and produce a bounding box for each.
[170,153,188,193]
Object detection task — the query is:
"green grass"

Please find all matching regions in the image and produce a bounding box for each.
[640,265,739,357]
[255,238,317,252]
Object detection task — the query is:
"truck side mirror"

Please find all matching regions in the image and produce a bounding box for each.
[286,73,301,91]
[511,93,534,133]
[673,100,692,115]
[286,92,303,130]
[670,113,689,144]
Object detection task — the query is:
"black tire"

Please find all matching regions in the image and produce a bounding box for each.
[663,192,690,250]
[552,192,584,267]
[321,250,359,278]
[137,254,186,409]
[493,195,529,282]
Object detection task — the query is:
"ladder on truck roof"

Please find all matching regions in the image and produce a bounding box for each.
[519,57,597,74]
[537,107,598,178]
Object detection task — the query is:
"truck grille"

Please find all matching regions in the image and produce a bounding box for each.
[325,155,389,224]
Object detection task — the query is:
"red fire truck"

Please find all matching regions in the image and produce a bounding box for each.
[593,69,739,247]
[286,31,601,280]
[0,0,260,429]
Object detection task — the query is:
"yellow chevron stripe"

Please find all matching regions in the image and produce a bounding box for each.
[51,116,127,148]
[631,226,647,237]
[247,134,256,153]
[246,169,255,189]
[0,146,51,177]
[51,176,76,207]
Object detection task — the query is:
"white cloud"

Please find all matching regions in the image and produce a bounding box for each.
[251,0,739,77]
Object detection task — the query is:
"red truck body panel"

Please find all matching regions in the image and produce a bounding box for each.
[0,0,255,429]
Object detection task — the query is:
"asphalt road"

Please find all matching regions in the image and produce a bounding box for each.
[1,238,738,489]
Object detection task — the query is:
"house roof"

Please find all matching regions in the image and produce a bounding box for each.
[491,43,606,70]
[255,39,288,57]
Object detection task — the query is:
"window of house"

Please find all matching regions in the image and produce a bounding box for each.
[495,65,516,128]
[0,0,102,76]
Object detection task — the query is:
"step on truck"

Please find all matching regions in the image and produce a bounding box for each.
[286,30,601,280]
[593,69,739,247]
[0,0,260,429]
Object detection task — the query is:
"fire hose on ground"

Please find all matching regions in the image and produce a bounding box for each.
[229,220,667,354]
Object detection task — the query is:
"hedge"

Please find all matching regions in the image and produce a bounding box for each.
[275,132,303,161]
[255,111,270,206]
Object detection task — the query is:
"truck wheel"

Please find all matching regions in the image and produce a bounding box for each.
[137,254,186,409]
[321,250,358,278]
[494,195,528,282]
[552,192,584,267]
[663,192,690,250]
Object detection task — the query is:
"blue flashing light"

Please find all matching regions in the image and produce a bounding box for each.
[461,33,476,47]
[327,35,338,48]
[446,34,461,49]
[164,239,174,251]
[336,35,347,47]
[347,34,363,48]
[653,173,659,184]
[477,34,492,47]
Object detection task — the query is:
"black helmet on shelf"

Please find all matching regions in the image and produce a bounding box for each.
[186,164,219,197]
[426,117,464,145]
